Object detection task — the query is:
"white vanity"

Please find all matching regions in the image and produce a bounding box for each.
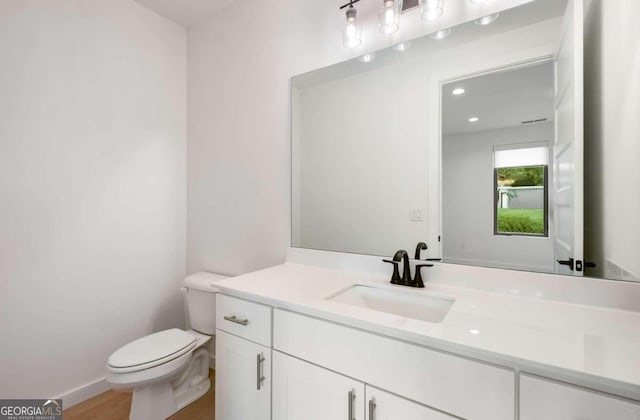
[214,249,640,420]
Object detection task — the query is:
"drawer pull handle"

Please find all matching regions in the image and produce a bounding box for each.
[256,353,265,390]
[369,398,376,420]
[223,315,249,326]
[348,389,355,420]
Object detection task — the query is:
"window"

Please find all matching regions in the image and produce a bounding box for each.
[493,144,549,237]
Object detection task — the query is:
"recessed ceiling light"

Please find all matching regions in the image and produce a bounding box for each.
[358,52,376,63]
[474,12,499,26]
[430,27,452,40]
[452,87,465,95]
[468,117,479,123]
[469,329,480,335]
[392,41,411,52]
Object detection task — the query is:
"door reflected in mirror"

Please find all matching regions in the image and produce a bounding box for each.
[441,61,558,273]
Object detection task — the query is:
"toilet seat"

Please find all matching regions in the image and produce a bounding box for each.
[108,328,196,374]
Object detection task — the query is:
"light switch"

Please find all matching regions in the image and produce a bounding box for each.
[409,208,423,221]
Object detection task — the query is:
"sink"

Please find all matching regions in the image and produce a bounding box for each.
[327,285,454,323]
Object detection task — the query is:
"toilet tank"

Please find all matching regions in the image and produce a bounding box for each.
[183,272,229,335]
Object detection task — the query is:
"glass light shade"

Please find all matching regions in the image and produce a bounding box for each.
[420,0,444,21]
[342,8,362,48]
[378,0,401,34]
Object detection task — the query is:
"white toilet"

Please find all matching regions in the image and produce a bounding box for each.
[106,272,227,420]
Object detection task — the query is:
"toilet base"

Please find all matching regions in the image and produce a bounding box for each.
[128,346,211,419]
[130,381,177,420]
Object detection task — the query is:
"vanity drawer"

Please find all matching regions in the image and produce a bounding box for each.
[274,309,514,420]
[216,294,272,346]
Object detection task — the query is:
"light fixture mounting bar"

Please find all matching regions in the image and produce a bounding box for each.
[339,0,361,10]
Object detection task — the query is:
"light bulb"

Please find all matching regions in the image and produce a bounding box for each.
[420,0,444,21]
[342,7,362,48]
[378,0,400,34]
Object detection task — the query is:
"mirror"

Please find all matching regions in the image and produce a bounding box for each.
[291,0,640,282]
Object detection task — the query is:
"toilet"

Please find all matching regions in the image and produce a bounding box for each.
[106,272,228,420]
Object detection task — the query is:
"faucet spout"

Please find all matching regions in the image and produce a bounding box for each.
[392,250,411,285]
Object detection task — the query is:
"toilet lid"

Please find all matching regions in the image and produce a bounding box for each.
[108,329,196,372]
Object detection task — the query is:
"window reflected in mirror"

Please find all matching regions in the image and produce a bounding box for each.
[493,145,549,237]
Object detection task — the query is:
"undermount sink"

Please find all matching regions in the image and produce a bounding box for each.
[327,285,454,323]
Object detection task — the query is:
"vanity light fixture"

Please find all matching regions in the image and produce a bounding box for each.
[468,116,480,123]
[379,0,401,34]
[474,12,499,25]
[430,27,452,39]
[339,0,454,48]
[420,0,444,21]
[358,52,376,62]
[392,41,411,51]
[341,0,363,48]
[452,87,465,95]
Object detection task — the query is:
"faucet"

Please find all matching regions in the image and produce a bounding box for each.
[383,246,435,288]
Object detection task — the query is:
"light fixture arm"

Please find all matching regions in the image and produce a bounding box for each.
[339,0,361,10]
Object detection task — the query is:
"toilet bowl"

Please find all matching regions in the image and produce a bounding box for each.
[106,272,228,420]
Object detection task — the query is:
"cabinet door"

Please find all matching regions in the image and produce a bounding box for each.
[273,351,365,420]
[215,330,270,420]
[365,386,455,420]
[520,374,640,420]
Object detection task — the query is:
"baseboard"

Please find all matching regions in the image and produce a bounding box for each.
[57,377,110,409]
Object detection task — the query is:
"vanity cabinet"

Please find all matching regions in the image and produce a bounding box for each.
[520,374,640,420]
[273,351,366,420]
[215,293,640,420]
[273,308,515,420]
[214,330,271,420]
[215,294,273,420]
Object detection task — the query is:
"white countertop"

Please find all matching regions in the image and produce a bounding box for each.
[213,262,640,400]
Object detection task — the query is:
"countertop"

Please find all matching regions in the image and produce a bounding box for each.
[213,262,640,401]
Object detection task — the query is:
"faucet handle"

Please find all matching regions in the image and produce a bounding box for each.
[382,259,402,285]
[412,263,434,288]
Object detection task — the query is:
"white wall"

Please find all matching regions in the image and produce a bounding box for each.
[0,0,187,404]
[443,124,555,272]
[584,0,640,281]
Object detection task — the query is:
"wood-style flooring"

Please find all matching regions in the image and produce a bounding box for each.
[63,369,215,420]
